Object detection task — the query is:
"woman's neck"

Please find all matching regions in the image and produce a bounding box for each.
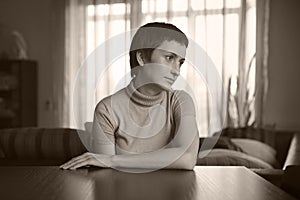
[133,77,164,96]
[126,79,165,106]
[135,84,163,96]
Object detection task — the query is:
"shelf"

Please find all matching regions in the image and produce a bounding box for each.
[0,59,37,128]
[0,109,15,118]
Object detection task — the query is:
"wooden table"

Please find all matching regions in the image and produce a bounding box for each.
[0,166,295,200]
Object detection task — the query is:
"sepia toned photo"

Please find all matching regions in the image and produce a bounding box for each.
[0,0,299,199]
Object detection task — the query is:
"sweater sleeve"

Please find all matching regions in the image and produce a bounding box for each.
[90,100,116,154]
[170,90,199,153]
[172,90,196,120]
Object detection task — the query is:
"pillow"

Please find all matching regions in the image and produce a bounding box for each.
[231,138,280,168]
[197,149,274,169]
[199,136,243,152]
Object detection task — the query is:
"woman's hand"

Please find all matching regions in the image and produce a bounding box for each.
[59,152,112,170]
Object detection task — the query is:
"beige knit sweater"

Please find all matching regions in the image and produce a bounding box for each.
[91,79,196,155]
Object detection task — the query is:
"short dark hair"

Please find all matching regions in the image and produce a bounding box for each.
[129,22,188,75]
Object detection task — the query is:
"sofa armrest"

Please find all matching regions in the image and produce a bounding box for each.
[283,133,300,169]
[251,168,284,188]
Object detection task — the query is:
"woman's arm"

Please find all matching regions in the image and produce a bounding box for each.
[60,92,199,170]
[110,115,199,170]
[61,115,199,170]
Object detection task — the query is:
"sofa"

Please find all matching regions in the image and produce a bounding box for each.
[197,127,300,169]
[0,128,87,166]
[0,127,299,197]
[196,127,300,198]
[0,127,299,167]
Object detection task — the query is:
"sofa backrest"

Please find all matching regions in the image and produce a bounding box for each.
[0,127,87,165]
[215,127,295,167]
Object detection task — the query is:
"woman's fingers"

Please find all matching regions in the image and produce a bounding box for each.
[59,152,109,170]
[69,157,94,170]
[59,156,82,169]
[60,152,93,169]
[61,156,91,169]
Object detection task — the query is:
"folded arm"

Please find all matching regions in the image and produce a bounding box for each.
[60,92,199,170]
[60,116,199,170]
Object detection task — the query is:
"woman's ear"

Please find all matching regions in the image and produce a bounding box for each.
[136,51,144,66]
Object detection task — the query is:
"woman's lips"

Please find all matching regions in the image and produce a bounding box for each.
[164,77,174,82]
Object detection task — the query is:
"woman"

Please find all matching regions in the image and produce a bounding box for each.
[60,22,199,171]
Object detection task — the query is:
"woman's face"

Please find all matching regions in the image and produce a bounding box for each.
[135,40,186,93]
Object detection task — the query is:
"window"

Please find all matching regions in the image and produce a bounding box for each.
[81,0,256,136]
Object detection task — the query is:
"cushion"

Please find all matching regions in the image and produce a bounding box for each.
[199,136,243,152]
[231,138,280,168]
[197,149,274,169]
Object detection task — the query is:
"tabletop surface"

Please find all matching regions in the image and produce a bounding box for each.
[0,166,295,200]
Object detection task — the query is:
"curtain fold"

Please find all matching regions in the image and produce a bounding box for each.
[64,0,87,128]
[255,0,270,128]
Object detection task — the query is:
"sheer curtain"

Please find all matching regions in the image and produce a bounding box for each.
[65,0,263,137]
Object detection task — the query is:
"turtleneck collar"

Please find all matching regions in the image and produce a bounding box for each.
[126,79,165,106]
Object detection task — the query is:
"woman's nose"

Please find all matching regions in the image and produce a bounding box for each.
[170,68,180,76]
[171,62,180,74]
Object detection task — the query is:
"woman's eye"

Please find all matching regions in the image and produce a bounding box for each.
[165,55,174,61]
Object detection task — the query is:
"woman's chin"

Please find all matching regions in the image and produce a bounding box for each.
[157,83,173,91]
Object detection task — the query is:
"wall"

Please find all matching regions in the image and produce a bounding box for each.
[0,0,65,127]
[1,0,300,130]
[264,0,300,131]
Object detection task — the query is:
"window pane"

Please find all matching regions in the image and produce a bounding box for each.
[143,15,153,24]
[224,14,239,80]
[195,16,207,51]
[190,67,209,137]
[86,20,95,56]
[110,20,126,36]
[206,14,223,75]
[171,17,188,33]
[95,20,105,47]
[143,0,168,13]
[156,0,168,12]
[87,5,95,16]
[155,17,168,22]
[206,0,223,10]
[191,0,205,11]
[96,4,109,16]
[110,3,126,15]
[245,6,256,63]
[142,0,154,13]
[225,0,241,8]
[172,0,188,11]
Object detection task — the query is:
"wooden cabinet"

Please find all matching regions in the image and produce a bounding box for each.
[0,60,37,128]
